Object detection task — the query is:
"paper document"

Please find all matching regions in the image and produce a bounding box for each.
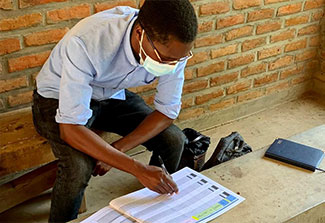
[81,206,136,223]
[83,167,244,223]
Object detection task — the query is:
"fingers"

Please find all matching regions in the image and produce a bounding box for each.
[162,174,179,194]
[92,163,100,176]
[154,172,178,195]
[92,161,111,177]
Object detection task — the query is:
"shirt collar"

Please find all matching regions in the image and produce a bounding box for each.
[123,16,138,67]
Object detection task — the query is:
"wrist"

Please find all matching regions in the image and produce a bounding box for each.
[131,159,146,177]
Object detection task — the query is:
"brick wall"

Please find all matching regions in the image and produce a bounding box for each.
[1,0,324,123]
[316,12,325,94]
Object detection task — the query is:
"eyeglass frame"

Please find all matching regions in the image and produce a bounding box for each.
[139,23,193,65]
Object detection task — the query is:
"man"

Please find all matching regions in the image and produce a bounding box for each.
[32,0,198,222]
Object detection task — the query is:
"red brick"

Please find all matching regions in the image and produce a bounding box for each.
[0,63,2,74]
[0,99,4,110]
[178,108,204,120]
[8,51,51,73]
[184,68,195,80]
[238,90,264,102]
[31,72,38,87]
[209,98,236,111]
[270,29,295,43]
[228,54,255,69]
[309,36,320,47]
[0,76,28,93]
[47,4,91,23]
[304,0,325,10]
[129,81,157,93]
[195,35,223,48]
[266,81,290,95]
[198,21,213,33]
[305,60,319,71]
[265,0,288,4]
[217,14,245,29]
[280,65,304,79]
[233,0,261,9]
[183,80,208,94]
[242,37,266,52]
[211,44,237,58]
[19,0,66,8]
[241,63,267,77]
[312,10,325,21]
[225,26,253,41]
[197,62,225,77]
[8,90,33,106]
[0,13,42,31]
[0,0,13,9]
[291,74,309,85]
[195,89,224,105]
[200,2,230,16]
[187,51,209,66]
[296,49,317,62]
[269,55,294,70]
[284,39,307,52]
[258,46,282,60]
[256,21,281,34]
[95,0,137,12]
[248,9,274,22]
[226,80,251,94]
[285,15,309,27]
[210,72,238,86]
[298,25,319,36]
[181,96,194,109]
[0,38,21,55]
[277,3,302,16]
[24,27,69,46]
[254,72,278,87]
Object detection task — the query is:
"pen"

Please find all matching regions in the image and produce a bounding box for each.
[158,155,169,175]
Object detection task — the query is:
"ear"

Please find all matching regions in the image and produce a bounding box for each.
[134,24,143,42]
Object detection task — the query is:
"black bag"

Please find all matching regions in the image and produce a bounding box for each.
[177,128,211,171]
[201,132,252,171]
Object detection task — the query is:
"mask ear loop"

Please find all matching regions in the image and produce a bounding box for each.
[138,30,147,65]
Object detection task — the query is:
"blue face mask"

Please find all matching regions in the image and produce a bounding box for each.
[138,31,178,77]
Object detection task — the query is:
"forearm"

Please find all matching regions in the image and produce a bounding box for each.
[59,123,144,176]
[112,110,174,152]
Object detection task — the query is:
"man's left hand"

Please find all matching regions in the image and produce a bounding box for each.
[92,160,112,176]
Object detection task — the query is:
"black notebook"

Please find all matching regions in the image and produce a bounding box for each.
[265,138,324,171]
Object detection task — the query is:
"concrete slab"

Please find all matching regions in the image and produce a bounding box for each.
[0,95,324,222]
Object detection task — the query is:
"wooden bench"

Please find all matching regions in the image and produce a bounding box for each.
[0,108,86,214]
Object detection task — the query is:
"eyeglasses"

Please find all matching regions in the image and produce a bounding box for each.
[142,28,193,65]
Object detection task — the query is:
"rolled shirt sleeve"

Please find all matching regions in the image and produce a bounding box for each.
[55,36,96,125]
[154,60,186,119]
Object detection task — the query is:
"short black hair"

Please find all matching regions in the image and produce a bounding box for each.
[138,0,198,44]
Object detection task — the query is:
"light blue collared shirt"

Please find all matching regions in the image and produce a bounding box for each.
[36,6,186,125]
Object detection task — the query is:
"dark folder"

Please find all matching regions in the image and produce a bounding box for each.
[265,138,324,171]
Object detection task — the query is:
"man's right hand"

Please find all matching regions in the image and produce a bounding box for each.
[135,164,179,195]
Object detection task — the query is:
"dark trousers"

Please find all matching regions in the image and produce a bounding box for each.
[32,90,185,223]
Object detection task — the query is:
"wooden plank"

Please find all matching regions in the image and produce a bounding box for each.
[0,138,55,177]
[0,109,56,177]
[0,109,37,147]
[0,161,57,213]
[79,195,87,214]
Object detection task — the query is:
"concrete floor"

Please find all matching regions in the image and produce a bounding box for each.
[0,93,325,223]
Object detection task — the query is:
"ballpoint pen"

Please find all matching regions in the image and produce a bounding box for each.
[158,155,177,194]
[158,155,169,175]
